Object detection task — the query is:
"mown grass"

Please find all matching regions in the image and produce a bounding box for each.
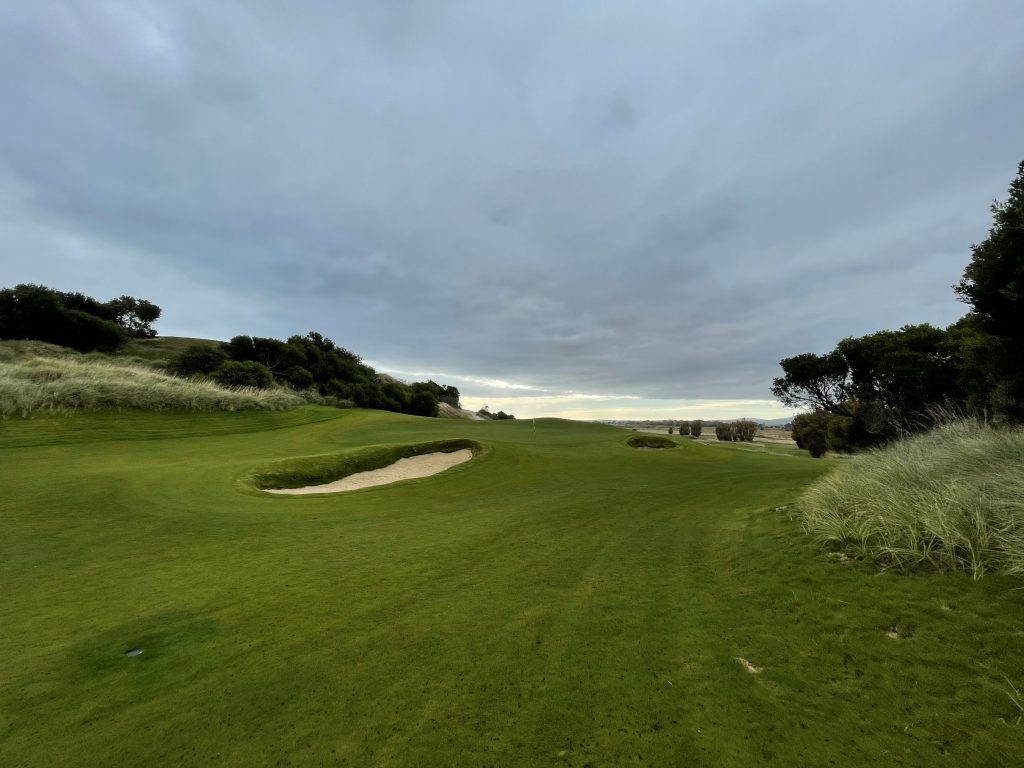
[1,409,1023,766]
[796,420,1024,578]
[0,354,303,417]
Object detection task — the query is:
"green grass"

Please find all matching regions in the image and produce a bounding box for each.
[796,419,1024,578]
[2,408,1023,766]
[116,336,223,365]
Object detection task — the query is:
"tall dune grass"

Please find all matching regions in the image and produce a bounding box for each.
[795,419,1024,578]
[0,356,303,416]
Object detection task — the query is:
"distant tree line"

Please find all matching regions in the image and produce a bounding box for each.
[773,161,1024,456]
[0,284,161,352]
[174,332,460,417]
[475,407,516,420]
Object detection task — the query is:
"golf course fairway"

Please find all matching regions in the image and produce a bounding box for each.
[2,407,1023,766]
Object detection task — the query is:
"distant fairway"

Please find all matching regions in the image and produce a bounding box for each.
[2,409,1023,766]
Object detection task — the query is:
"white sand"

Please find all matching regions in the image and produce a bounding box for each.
[266,449,473,495]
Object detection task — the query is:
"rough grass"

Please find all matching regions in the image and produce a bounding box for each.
[795,419,1024,577]
[0,355,303,416]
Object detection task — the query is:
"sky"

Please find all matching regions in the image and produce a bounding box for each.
[1,1,1022,420]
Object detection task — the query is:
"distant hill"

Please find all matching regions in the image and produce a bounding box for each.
[758,417,794,427]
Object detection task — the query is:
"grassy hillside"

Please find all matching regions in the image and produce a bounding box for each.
[1,410,1023,766]
[116,335,222,365]
[0,351,303,416]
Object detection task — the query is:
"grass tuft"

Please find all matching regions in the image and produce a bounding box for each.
[795,419,1024,577]
[0,354,303,416]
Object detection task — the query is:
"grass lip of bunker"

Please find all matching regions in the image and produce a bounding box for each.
[244,438,485,495]
[627,434,676,450]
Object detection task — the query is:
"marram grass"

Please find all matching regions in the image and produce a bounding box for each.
[795,419,1024,577]
[0,355,303,416]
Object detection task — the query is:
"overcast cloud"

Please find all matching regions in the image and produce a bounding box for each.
[1,1,1021,418]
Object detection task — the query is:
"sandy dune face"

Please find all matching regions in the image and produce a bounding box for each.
[266,449,473,494]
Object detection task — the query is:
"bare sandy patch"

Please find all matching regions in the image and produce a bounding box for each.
[737,657,762,674]
[266,449,473,495]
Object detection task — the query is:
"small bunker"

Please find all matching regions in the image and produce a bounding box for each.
[245,438,483,495]
[627,434,676,450]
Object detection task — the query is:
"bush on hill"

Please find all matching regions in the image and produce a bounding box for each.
[173,344,229,376]
[207,332,454,417]
[795,419,1024,577]
[0,284,161,352]
[214,360,274,389]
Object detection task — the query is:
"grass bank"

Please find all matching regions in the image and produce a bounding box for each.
[796,419,1024,577]
[245,437,484,491]
[2,409,1022,765]
[0,354,303,416]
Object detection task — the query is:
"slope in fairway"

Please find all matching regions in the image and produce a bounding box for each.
[2,408,1023,766]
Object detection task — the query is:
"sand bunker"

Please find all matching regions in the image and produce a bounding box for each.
[266,449,473,495]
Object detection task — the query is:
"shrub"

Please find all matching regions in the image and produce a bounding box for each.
[733,419,758,442]
[408,389,439,417]
[793,411,832,457]
[627,434,675,449]
[282,365,314,389]
[795,419,1024,577]
[174,345,229,376]
[60,309,126,352]
[214,361,273,389]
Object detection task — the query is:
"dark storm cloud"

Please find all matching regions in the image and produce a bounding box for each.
[1,1,1022,408]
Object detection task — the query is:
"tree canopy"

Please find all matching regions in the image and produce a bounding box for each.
[955,160,1024,419]
[0,284,161,352]
[181,331,459,418]
[775,160,1024,454]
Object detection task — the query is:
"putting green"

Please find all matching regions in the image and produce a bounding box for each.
[1,407,1022,766]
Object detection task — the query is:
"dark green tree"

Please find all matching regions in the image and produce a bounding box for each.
[955,160,1024,420]
[792,412,831,458]
[173,344,228,376]
[772,324,962,444]
[103,295,161,338]
[0,284,128,352]
[214,360,273,389]
[409,389,440,417]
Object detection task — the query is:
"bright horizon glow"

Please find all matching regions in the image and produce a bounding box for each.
[373,363,796,421]
[459,396,796,421]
